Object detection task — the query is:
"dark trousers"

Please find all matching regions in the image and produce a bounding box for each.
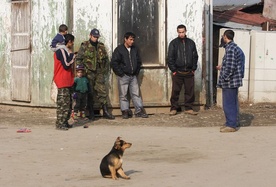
[74,92,87,112]
[222,88,239,128]
[170,72,195,111]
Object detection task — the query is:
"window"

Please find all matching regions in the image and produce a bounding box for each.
[114,0,166,66]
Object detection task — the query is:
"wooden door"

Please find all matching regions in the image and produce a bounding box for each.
[11,0,31,102]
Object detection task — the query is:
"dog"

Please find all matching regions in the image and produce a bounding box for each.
[99,137,132,180]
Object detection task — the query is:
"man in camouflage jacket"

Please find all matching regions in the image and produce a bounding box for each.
[75,28,114,120]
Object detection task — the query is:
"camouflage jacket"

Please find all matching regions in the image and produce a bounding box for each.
[75,40,109,72]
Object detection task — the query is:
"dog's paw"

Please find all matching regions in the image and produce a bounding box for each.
[123,176,130,180]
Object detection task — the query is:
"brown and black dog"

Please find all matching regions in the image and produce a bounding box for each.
[99,137,132,180]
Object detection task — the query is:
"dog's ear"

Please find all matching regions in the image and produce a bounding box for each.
[114,137,121,150]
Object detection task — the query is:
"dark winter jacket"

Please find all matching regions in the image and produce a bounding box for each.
[111,44,141,77]
[168,37,198,72]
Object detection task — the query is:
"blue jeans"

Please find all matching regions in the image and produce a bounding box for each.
[222,88,239,128]
[117,75,144,113]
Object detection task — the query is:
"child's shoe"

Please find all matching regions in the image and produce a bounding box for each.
[73,112,78,120]
[81,111,86,118]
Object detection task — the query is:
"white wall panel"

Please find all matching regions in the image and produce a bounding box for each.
[249,30,276,103]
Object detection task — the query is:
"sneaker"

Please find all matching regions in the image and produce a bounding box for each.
[220,126,237,133]
[122,110,129,119]
[184,110,198,115]
[77,111,81,117]
[72,112,78,120]
[135,111,148,118]
[81,111,86,118]
[169,110,177,116]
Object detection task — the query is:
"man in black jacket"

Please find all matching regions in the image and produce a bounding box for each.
[111,32,148,119]
[168,24,198,116]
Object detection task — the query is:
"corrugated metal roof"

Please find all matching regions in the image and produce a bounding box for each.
[213,0,260,6]
[213,3,276,30]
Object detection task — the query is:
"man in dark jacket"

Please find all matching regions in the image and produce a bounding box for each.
[111,32,148,119]
[168,24,198,116]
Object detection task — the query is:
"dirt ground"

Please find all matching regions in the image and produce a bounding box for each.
[1,103,276,187]
[0,102,275,128]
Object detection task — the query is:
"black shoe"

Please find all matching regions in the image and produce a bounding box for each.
[87,106,95,120]
[135,111,148,118]
[128,109,133,118]
[88,113,95,120]
[102,104,115,120]
[122,110,129,119]
[56,126,69,131]
[65,123,73,128]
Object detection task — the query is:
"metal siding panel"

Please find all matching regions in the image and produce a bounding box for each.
[249,31,276,103]
[264,32,276,68]
[233,30,250,102]
[213,0,260,6]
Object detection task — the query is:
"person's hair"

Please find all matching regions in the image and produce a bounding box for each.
[177,24,186,31]
[59,24,68,33]
[64,34,74,45]
[124,32,136,39]
[224,30,234,41]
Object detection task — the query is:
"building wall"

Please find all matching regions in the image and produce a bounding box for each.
[31,0,69,106]
[249,30,276,102]
[72,0,204,108]
[0,0,205,110]
[0,2,12,102]
[0,0,69,106]
[217,29,276,106]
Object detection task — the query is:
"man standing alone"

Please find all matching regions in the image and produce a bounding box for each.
[168,24,198,116]
[217,29,245,133]
[111,32,148,119]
